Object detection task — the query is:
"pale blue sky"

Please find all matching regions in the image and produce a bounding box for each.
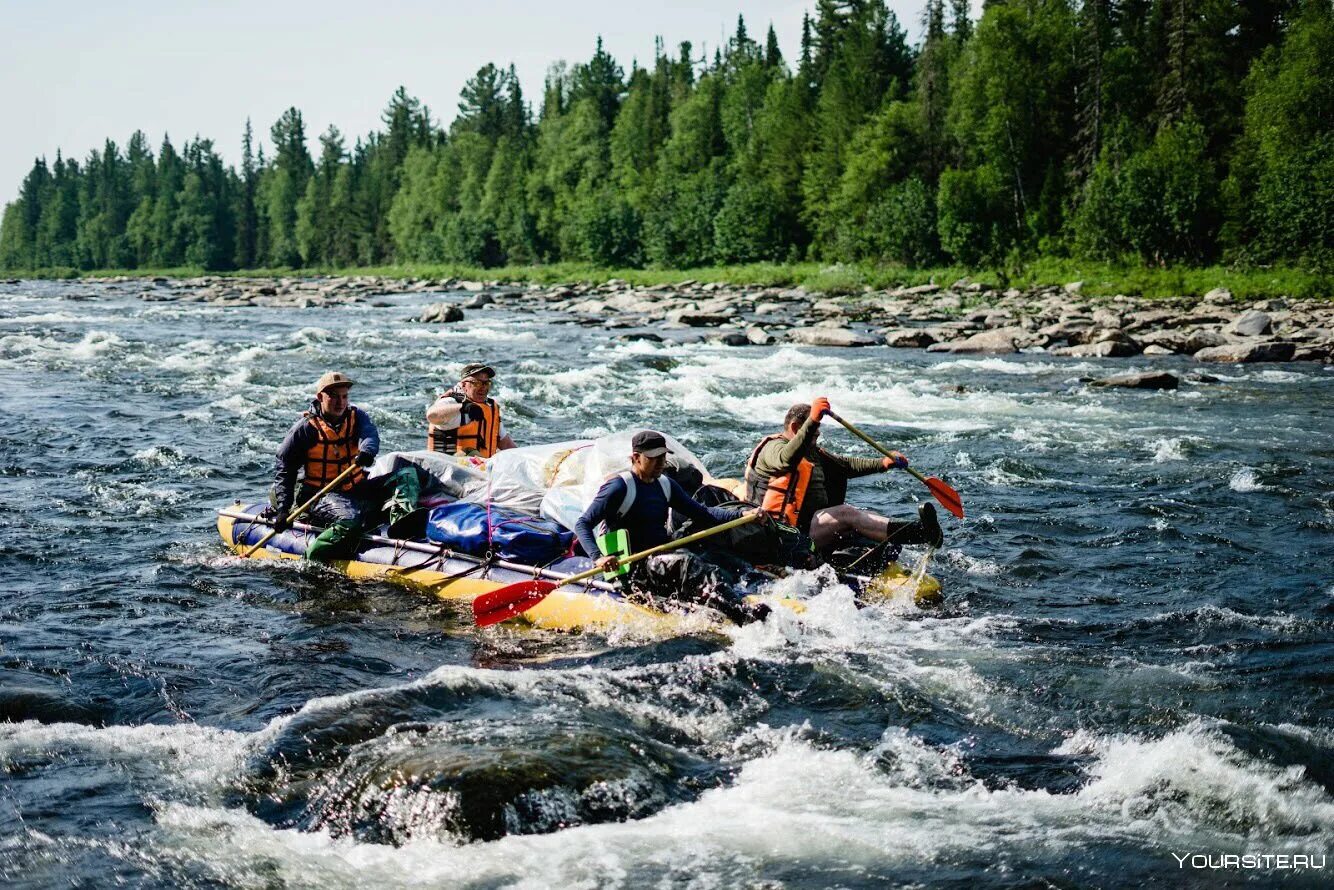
[1,0,953,207]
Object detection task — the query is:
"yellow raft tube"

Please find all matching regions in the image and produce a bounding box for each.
[218,504,941,634]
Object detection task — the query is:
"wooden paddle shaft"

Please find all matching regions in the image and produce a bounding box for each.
[242,461,362,558]
[826,410,929,484]
[545,511,762,592]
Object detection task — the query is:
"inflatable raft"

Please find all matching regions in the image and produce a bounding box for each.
[219,433,941,632]
[217,503,941,633]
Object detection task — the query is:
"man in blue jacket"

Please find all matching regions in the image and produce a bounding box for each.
[262,371,416,562]
[574,431,769,624]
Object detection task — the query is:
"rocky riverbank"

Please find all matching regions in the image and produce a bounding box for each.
[116,273,1333,366]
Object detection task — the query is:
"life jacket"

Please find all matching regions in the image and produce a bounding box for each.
[427,392,502,457]
[744,434,814,527]
[596,470,674,548]
[303,408,364,491]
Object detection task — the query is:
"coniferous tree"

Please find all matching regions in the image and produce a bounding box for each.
[263,107,314,266]
[233,119,259,269]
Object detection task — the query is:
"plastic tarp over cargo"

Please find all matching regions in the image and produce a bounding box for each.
[368,450,488,501]
[484,431,711,530]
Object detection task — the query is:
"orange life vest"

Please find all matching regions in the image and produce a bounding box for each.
[744,434,814,527]
[303,408,365,491]
[427,393,502,458]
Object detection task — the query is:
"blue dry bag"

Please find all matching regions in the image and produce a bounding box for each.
[425,501,573,565]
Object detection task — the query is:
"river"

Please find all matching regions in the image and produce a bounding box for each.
[1,279,1331,887]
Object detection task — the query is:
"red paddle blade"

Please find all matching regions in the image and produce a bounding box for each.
[925,476,965,519]
[472,580,558,627]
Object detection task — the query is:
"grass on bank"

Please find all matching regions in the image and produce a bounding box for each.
[9,259,1330,301]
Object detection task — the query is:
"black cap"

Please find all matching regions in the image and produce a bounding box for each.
[460,363,496,380]
[631,430,672,457]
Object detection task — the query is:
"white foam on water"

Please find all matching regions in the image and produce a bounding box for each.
[1151,437,1189,462]
[289,326,338,345]
[930,357,1101,377]
[1057,720,1334,837]
[938,549,1004,576]
[0,720,248,795]
[0,311,85,324]
[1229,467,1268,492]
[1145,604,1303,631]
[146,717,1334,887]
[1253,370,1306,384]
[397,325,538,343]
[78,473,186,517]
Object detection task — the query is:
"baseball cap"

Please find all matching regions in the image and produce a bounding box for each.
[461,362,496,380]
[315,371,355,393]
[631,430,672,457]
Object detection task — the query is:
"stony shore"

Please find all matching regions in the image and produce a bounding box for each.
[111,273,1334,374]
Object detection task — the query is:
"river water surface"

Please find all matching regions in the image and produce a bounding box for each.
[1,279,1332,887]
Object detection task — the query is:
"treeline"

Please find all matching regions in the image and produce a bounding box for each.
[2,0,1332,274]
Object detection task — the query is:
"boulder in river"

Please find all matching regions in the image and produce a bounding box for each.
[883,328,938,348]
[745,325,775,345]
[666,309,731,327]
[1092,371,1179,390]
[1194,340,1296,363]
[788,326,880,347]
[1226,309,1273,338]
[929,327,1021,354]
[1184,329,1228,353]
[419,303,464,323]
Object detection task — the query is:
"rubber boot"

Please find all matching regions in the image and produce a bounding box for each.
[306,518,362,562]
[384,467,421,528]
[917,502,944,548]
[883,503,944,548]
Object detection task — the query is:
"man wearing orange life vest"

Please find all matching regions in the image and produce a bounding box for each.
[744,397,943,554]
[425,363,517,458]
[263,372,415,562]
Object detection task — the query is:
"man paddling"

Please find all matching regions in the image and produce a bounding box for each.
[574,431,770,624]
[745,398,943,555]
[426,362,517,458]
[263,372,416,562]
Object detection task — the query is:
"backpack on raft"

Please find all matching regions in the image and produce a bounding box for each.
[425,501,574,565]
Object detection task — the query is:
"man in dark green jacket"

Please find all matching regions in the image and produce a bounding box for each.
[744,397,942,554]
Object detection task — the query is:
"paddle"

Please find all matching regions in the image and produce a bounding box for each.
[472,511,762,627]
[826,410,965,519]
[242,462,363,558]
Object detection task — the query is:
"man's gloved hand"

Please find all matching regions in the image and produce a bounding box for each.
[811,396,832,422]
[260,506,292,533]
[462,402,486,423]
[749,507,771,527]
[355,451,376,467]
[881,451,909,470]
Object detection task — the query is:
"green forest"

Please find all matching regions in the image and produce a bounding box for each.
[2,0,1331,278]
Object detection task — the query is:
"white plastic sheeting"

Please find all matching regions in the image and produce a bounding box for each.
[369,433,713,529]
[486,431,711,530]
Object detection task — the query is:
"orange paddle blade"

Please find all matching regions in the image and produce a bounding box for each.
[472,580,559,627]
[925,476,964,519]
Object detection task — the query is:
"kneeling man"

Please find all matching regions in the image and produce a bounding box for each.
[745,397,942,555]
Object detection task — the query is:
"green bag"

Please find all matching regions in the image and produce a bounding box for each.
[596,528,630,580]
